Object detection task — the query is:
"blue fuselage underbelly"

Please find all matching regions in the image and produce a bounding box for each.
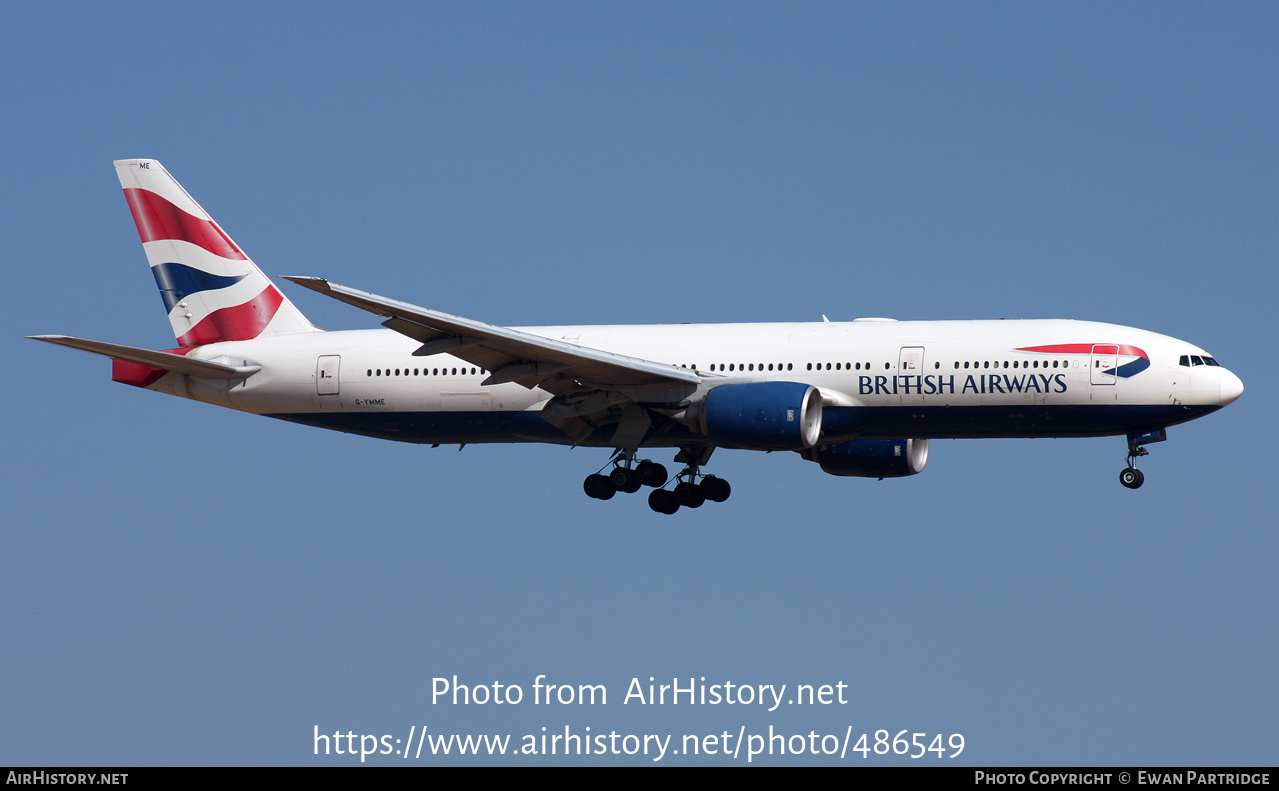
[267,403,1220,447]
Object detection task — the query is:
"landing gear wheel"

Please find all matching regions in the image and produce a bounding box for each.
[674,481,705,508]
[584,473,616,500]
[609,466,641,493]
[1119,467,1144,489]
[648,489,679,514]
[701,476,731,503]
[635,461,668,488]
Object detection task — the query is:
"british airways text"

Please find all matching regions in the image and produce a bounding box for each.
[858,374,1068,396]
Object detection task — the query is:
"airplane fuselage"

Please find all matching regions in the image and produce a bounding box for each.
[142,317,1238,448]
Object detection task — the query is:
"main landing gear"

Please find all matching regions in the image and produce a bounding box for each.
[646,470,731,514]
[582,447,733,514]
[583,451,668,501]
[1119,427,1166,489]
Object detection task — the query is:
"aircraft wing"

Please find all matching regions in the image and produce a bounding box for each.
[284,277,702,394]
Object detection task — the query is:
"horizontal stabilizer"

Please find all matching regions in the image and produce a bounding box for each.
[28,335,261,379]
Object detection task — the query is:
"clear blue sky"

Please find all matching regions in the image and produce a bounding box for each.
[2,1,1275,766]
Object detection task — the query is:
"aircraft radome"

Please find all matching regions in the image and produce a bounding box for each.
[31,160,1244,514]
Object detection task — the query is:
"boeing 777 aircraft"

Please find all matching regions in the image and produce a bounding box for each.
[32,160,1243,513]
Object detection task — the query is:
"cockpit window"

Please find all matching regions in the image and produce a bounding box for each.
[1181,354,1223,367]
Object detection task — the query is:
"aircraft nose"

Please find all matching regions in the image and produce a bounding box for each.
[1219,370,1244,406]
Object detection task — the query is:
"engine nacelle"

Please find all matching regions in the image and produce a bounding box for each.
[802,438,929,478]
[691,382,823,451]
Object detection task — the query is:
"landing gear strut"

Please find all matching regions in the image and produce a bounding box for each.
[1119,428,1165,489]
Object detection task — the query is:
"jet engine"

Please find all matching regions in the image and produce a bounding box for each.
[801,438,929,478]
[687,382,823,451]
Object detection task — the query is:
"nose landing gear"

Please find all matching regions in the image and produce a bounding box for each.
[1119,459,1145,489]
[1119,428,1165,489]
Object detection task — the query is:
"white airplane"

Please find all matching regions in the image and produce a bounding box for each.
[32,160,1243,513]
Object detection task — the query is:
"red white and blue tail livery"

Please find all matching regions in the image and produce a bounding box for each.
[115,159,317,347]
[31,161,1244,512]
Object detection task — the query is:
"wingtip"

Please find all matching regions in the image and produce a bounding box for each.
[282,276,331,292]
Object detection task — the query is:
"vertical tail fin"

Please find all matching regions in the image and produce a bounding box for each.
[114,159,319,347]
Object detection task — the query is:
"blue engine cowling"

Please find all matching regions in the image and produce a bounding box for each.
[802,438,929,478]
[696,381,823,451]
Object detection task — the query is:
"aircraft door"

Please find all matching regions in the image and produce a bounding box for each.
[1090,345,1117,385]
[317,355,340,396]
[898,346,925,403]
